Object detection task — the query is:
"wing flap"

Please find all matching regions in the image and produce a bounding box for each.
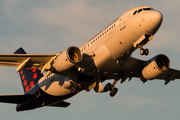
[0,94,30,104]
[0,54,56,63]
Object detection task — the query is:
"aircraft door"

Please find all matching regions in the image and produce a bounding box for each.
[119,12,127,30]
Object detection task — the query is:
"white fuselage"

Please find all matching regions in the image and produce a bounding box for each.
[34,6,163,98]
[79,6,162,77]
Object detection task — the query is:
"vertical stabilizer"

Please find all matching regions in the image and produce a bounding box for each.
[14,48,44,93]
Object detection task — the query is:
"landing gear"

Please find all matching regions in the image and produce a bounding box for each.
[104,83,112,92]
[104,83,118,97]
[137,44,149,56]
[110,88,118,97]
[70,82,84,94]
[140,48,149,56]
[77,83,84,90]
[70,85,79,94]
[135,35,153,56]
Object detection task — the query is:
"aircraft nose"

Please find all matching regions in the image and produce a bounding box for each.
[153,11,163,23]
[149,10,163,35]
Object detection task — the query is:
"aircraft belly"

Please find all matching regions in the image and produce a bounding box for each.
[38,75,72,96]
[81,44,113,75]
[93,44,112,68]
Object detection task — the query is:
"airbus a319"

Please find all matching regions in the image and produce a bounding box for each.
[0,6,178,112]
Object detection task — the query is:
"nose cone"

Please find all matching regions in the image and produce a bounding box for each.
[150,11,163,35]
[153,11,163,24]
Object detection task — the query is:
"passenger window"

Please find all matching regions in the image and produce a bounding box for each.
[127,14,131,18]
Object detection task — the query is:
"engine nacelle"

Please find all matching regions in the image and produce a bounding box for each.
[54,46,83,73]
[141,54,170,81]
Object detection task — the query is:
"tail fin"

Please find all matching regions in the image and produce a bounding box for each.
[14,48,44,93]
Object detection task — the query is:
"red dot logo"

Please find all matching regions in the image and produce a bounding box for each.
[32,69,36,72]
[22,75,25,80]
[30,81,34,88]
[33,73,37,79]
[20,70,23,75]
[23,80,27,86]
[25,86,29,93]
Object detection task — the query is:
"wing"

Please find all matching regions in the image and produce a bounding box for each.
[110,55,180,85]
[0,47,83,76]
[157,68,180,85]
[0,54,58,72]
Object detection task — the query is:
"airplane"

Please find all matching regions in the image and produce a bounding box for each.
[0,5,179,112]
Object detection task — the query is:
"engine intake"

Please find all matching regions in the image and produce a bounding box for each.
[141,54,170,81]
[54,46,83,73]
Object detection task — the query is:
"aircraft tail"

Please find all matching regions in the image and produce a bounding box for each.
[14,48,44,93]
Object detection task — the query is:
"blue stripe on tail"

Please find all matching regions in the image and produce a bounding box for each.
[14,47,44,93]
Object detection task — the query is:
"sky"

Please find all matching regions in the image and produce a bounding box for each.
[0,0,180,120]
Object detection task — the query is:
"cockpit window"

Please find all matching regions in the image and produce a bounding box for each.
[133,10,137,15]
[143,8,151,11]
[138,9,142,13]
[133,7,153,16]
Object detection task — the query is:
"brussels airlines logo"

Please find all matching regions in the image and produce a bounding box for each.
[19,68,43,93]
[50,77,55,83]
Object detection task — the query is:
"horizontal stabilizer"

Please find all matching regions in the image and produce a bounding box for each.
[0,94,30,104]
[48,101,71,108]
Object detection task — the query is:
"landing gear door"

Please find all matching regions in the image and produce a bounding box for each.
[119,12,127,30]
[94,77,103,93]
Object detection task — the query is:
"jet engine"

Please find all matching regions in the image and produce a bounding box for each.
[53,46,83,73]
[140,54,170,81]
